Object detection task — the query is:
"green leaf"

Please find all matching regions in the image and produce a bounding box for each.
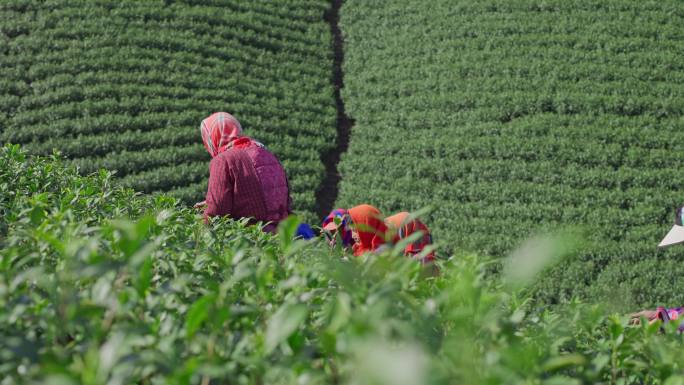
[29,205,46,225]
[265,303,308,354]
[327,293,352,333]
[542,354,587,372]
[185,294,215,339]
[542,376,582,385]
[277,215,300,251]
[111,216,155,259]
[665,375,684,385]
[609,317,624,340]
[592,354,610,372]
[135,256,153,297]
[43,374,79,385]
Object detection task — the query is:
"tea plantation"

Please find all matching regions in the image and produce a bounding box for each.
[3,0,684,383]
[3,144,684,385]
[0,0,336,220]
[336,0,684,307]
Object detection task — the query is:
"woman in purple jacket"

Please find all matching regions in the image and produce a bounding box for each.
[195,112,291,232]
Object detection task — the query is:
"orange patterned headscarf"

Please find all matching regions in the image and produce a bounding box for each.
[200,112,243,157]
[385,212,435,263]
[348,204,388,256]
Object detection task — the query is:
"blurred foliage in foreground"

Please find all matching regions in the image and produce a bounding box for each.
[2,143,684,385]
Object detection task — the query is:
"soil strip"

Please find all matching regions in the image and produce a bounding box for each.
[315,0,354,220]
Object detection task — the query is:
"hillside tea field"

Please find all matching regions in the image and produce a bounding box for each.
[0,0,336,220]
[5,0,684,382]
[4,145,684,385]
[336,0,684,307]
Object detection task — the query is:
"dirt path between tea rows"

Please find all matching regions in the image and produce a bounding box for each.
[315,0,354,220]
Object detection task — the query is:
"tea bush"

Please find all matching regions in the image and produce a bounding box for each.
[0,0,336,221]
[3,146,684,384]
[336,0,684,306]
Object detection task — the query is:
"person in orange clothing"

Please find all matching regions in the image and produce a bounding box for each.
[347,204,389,256]
[385,212,435,264]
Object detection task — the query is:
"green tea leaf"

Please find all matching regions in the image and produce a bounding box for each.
[542,354,587,372]
[185,294,215,339]
[265,303,308,354]
[135,256,153,297]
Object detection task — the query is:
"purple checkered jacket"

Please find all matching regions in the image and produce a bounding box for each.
[204,137,291,232]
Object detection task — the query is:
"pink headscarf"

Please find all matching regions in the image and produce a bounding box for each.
[200,112,243,157]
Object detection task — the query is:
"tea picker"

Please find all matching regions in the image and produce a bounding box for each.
[629,204,684,330]
[658,205,684,248]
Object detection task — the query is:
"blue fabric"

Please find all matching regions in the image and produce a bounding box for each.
[295,223,315,240]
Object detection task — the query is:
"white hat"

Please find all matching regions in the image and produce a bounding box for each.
[659,205,684,248]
